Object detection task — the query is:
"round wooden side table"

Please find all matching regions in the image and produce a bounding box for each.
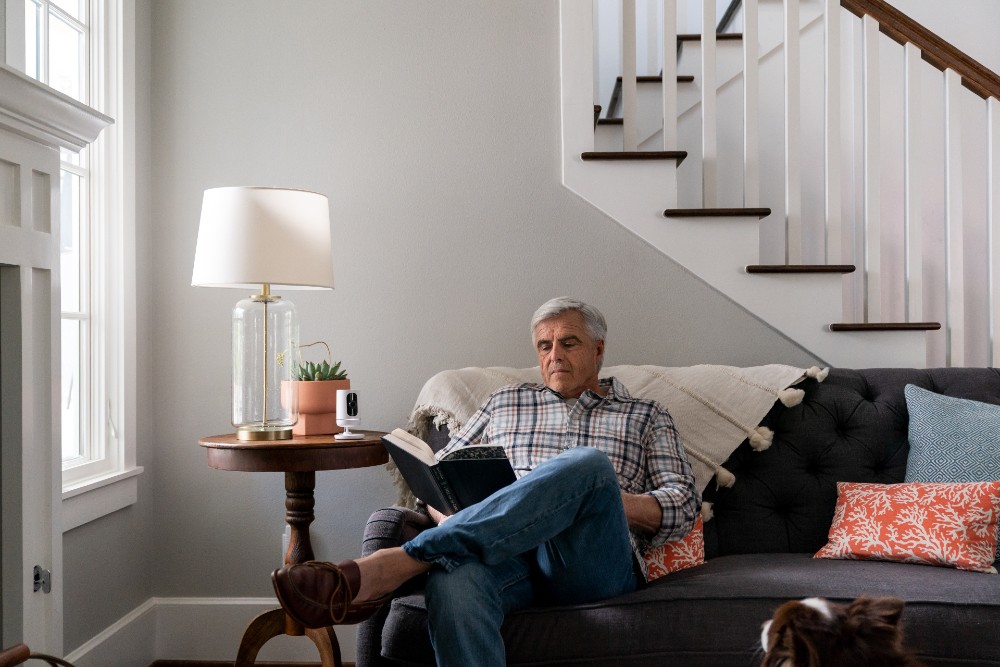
[199,430,388,667]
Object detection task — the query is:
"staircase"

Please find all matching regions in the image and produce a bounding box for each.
[560,0,1000,368]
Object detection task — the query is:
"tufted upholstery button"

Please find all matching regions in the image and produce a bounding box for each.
[859,377,876,402]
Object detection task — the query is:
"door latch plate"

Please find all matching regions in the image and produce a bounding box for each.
[33,565,51,594]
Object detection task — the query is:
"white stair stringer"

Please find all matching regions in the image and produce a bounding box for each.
[559,0,928,368]
[606,199,924,367]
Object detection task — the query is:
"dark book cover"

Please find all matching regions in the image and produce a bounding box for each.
[382,431,515,513]
[437,450,517,510]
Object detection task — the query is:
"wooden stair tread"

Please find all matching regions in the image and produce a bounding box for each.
[614,75,696,83]
[582,151,687,165]
[746,264,855,274]
[830,322,941,331]
[677,33,743,42]
[664,207,771,219]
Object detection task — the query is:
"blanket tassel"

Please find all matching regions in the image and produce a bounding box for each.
[748,426,773,451]
[806,366,830,382]
[714,467,736,488]
[778,387,805,407]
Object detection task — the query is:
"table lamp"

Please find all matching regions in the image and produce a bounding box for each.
[192,186,334,441]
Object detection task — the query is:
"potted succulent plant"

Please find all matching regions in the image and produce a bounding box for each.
[281,342,350,436]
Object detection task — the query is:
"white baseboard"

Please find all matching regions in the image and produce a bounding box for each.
[64,597,358,667]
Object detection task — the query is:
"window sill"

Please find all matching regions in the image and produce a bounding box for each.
[62,466,144,532]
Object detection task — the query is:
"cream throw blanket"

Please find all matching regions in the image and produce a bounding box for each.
[395,364,827,509]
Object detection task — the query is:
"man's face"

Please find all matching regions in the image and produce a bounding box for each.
[533,310,604,399]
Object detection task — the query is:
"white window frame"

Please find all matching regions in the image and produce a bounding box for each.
[18,0,142,530]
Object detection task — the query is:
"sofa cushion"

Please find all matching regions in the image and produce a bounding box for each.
[378,554,1000,666]
[815,481,1000,573]
[702,368,1000,560]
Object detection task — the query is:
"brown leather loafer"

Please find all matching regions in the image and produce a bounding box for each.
[271,559,390,628]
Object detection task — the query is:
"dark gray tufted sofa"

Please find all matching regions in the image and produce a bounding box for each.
[356,368,1000,666]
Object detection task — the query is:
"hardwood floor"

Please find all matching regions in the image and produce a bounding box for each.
[148,662,352,667]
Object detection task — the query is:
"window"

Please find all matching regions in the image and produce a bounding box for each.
[22,0,141,528]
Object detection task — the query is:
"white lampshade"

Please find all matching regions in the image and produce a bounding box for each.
[192,186,334,441]
[191,186,334,290]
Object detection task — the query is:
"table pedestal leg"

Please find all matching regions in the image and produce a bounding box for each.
[233,471,343,666]
[285,470,317,565]
[305,625,343,667]
[234,608,343,667]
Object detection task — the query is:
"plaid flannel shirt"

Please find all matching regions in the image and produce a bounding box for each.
[436,377,699,580]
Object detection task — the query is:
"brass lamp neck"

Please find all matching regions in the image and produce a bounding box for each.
[252,283,282,302]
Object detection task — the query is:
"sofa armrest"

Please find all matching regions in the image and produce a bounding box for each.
[361,506,434,556]
[357,506,434,667]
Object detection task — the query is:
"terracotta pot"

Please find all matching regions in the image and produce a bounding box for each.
[281,379,350,436]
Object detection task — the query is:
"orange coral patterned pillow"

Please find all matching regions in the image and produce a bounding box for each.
[815,481,1000,573]
[642,516,705,580]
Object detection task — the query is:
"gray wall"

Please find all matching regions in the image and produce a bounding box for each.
[145,0,817,595]
[62,0,821,652]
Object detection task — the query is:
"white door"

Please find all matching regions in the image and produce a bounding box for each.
[0,121,63,653]
[0,66,111,655]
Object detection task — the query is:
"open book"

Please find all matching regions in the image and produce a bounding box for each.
[381,428,516,514]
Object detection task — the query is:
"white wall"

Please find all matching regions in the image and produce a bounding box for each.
[65,0,824,659]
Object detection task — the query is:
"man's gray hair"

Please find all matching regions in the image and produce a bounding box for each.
[530,297,608,343]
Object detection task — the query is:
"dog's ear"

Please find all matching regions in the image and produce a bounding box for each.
[844,595,907,652]
[847,596,905,629]
[763,602,829,667]
[789,625,825,667]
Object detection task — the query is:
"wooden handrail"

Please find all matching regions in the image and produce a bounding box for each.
[712,0,1000,99]
[604,0,1000,115]
[840,0,1000,99]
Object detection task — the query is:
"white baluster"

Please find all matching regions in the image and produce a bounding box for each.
[944,68,964,366]
[743,0,759,207]
[862,15,880,322]
[990,97,1000,366]
[824,0,841,264]
[662,0,677,150]
[785,0,802,263]
[702,0,717,206]
[622,0,638,151]
[644,0,658,75]
[904,42,922,322]
[593,0,603,116]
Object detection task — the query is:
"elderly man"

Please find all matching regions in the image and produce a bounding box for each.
[272,297,699,666]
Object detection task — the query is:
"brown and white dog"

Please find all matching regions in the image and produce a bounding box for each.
[760,596,925,667]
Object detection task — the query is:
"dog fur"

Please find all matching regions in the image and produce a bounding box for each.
[760,596,924,667]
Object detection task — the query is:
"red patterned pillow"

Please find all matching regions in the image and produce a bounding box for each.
[642,516,705,580]
[815,481,1000,573]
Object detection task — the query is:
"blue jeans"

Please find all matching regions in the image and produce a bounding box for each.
[402,447,640,667]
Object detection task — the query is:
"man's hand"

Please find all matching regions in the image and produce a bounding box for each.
[426,504,452,526]
[621,492,662,535]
